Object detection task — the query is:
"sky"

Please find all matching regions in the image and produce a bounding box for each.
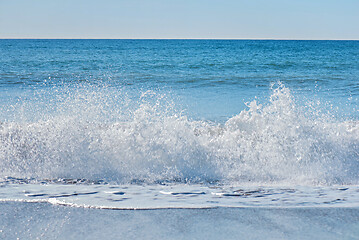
[0,0,358,39]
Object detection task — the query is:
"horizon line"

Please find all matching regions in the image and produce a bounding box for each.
[1,38,358,41]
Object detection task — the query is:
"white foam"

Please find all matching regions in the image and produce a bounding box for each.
[0,84,358,185]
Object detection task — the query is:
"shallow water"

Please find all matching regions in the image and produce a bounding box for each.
[1,202,359,240]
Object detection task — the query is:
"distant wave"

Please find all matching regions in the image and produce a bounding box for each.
[0,83,358,185]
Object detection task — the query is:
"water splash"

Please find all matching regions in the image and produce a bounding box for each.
[0,84,358,185]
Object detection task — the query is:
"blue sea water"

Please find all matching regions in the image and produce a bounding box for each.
[1,40,358,121]
[0,40,359,239]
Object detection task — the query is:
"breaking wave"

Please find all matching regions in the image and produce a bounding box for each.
[0,83,358,185]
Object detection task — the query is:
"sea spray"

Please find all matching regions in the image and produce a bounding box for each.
[0,84,358,185]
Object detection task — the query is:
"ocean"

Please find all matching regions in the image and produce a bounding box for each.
[0,39,359,239]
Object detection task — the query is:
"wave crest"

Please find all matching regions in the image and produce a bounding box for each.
[0,84,358,185]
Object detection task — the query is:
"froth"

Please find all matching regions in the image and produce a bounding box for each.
[0,84,358,185]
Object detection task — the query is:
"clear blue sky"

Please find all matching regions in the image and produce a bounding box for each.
[1,0,358,39]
